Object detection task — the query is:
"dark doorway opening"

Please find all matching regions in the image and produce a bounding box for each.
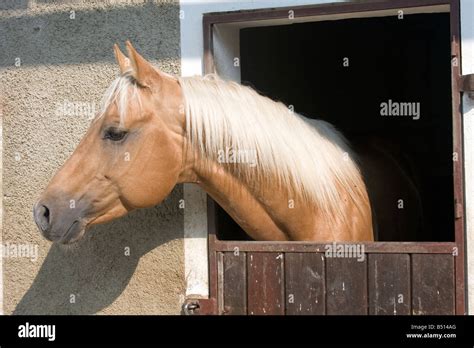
[216,12,454,242]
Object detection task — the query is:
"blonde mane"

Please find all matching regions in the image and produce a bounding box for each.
[98,73,368,220]
[179,74,368,219]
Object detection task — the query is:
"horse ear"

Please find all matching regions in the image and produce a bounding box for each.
[113,44,130,74]
[125,40,161,89]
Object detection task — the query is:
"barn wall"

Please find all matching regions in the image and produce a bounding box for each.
[1,0,471,315]
[0,0,185,314]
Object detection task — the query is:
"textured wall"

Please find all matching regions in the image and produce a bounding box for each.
[0,0,184,314]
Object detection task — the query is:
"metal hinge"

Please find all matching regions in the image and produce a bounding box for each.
[460,73,474,99]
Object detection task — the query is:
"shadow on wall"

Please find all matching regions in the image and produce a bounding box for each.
[0,0,28,11]
[0,1,184,314]
[14,186,183,315]
[0,1,180,67]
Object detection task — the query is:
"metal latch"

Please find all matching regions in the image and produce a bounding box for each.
[182,301,200,315]
[182,298,217,315]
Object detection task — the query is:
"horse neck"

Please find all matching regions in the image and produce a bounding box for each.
[183,154,290,240]
[177,135,374,241]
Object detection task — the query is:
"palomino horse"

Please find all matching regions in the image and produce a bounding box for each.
[34,41,421,243]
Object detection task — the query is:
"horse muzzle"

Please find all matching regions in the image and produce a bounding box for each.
[33,200,86,244]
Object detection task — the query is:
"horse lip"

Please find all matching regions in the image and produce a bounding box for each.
[58,220,81,244]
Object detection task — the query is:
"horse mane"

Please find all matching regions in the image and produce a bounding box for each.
[179,74,368,220]
[98,72,368,221]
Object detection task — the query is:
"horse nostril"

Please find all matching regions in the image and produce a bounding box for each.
[43,205,50,222]
[34,203,51,233]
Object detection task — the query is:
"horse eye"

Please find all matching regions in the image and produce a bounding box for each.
[103,128,127,142]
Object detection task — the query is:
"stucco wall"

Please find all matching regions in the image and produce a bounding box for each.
[0,0,184,314]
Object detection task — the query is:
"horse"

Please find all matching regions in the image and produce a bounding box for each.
[33,41,421,244]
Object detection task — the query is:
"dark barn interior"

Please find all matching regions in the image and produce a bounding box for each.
[216,12,454,242]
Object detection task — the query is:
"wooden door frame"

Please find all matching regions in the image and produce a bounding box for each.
[199,0,466,315]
